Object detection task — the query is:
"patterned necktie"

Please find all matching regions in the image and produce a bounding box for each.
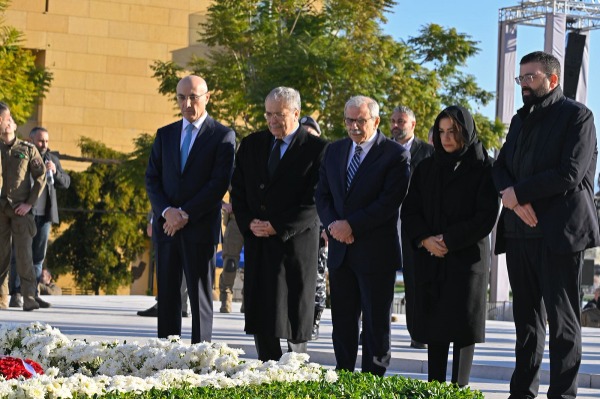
[180,123,194,172]
[268,139,283,178]
[346,145,362,190]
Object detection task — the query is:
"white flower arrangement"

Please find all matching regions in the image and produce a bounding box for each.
[0,322,337,398]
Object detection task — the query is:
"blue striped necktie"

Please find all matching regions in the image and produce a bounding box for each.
[180,123,194,172]
[346,145,362,190]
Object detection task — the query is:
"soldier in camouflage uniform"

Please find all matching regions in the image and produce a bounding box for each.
[220,200,244,313]
[0,102,46,311]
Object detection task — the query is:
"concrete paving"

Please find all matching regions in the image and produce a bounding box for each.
[1,295,599,398]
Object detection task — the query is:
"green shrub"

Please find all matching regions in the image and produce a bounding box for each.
[99,371,484,399]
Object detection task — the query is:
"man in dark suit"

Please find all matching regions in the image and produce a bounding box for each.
[231,87,326,361]
[492,51,600,399]
[390,105,433,350]
[316,96,410,376]
[146,75,235,344]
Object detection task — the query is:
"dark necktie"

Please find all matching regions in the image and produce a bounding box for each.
[180,123,194,172]
[346,145,362,190]
[268,139,283,178]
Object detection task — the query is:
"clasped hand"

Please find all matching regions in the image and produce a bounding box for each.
[328,220,354,244]
[250,219,276,237]
[500,186,537,228]
[422,235,447,257]
[163,208,189,236]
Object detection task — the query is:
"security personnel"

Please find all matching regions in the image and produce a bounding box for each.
[220,199,244,313]
[0,102,46,311]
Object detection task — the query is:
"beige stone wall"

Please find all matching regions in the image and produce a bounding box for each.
[5,0,211,171]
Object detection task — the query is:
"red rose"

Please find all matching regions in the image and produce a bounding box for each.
[0,356,44,380]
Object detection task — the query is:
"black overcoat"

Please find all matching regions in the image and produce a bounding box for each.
[401,107,499,345]
[231,127,327,341]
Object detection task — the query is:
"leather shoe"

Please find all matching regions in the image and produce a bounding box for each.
[9,293,23,308]
[181,311,189,318]
[137,304,158,317]
[35,297,51,308]
[410,339,428,349]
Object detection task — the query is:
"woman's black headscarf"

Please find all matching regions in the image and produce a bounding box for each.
[431,105,482,167]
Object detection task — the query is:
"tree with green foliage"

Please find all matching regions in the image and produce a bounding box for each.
[48,136,152,295]
[0,0,52,124]
[152,0,504,149]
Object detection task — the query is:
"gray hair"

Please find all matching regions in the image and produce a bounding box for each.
[344,96,379,118]
[29,126,48,139]
[392,105,415,121]
[266,87,301,111]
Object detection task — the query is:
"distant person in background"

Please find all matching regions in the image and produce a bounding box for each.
[401,105,498,387]
[9,127,70,309]
[38,268,62,296]
[390,105,434,350]
[300,115,328,340]
[583,287,600,310]
[219,198,244,313]
[0,102,47,311]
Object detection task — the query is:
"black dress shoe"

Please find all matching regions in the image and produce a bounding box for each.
[181,311,189,318]
[137,305,158,317]
[410,339,428,349]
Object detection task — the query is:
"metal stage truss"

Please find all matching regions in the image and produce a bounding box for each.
[499,1,600,31]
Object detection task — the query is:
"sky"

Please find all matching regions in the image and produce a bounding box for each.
[382,0,600,122]
[382,0,600,187]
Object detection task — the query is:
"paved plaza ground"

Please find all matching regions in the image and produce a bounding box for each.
[1,295,599,398]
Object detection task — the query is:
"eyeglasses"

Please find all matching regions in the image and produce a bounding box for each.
[514,72,550,85]
[264,112,290,120]
[344,117,373,127]
[176,92,208,102]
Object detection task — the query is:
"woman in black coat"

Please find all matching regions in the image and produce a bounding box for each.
[401,105,499,386]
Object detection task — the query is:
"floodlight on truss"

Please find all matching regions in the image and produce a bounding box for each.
[500,0,600,31]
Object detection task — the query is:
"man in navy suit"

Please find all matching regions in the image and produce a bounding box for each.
[493,51,600,399]
[146,75,235,343]
[316,96,410,376]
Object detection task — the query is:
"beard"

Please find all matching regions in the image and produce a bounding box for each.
[521,85,550,106]
[392,128,408,141]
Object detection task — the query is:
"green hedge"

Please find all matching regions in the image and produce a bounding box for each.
[99,371,484,399]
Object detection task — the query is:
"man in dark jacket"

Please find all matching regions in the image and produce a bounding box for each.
[231,87,327,361]
[391,105,434,350]
[9,127,70,309]
[492,51,600,399]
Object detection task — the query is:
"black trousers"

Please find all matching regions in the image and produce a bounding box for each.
[253,334,307,362]
[156,238,215,344]
[329,265,395,376]
[506,239,582,399]
[428,342,474,386]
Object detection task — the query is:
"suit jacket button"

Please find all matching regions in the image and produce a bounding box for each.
[259,184,265,189]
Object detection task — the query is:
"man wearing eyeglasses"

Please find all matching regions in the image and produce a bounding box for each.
[315,96,410,376]
[493,51,599,399]
[146,75,236,344]
[231,87,327,362]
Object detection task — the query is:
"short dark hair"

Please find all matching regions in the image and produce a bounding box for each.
[520,51,561,80]
[0,102,9,116]
[29,126,48,139]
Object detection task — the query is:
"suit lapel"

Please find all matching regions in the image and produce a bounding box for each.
[268,128,307,184]
[172,120,184,174]
[346,131,385,194]
[182,116,215,173]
